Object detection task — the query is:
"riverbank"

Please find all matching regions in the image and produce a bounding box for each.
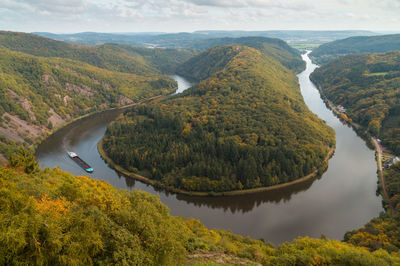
[98,137,335,197]
[313,83,396,215]
[31,94,167,157]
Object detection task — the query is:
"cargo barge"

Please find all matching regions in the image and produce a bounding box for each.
[67,151,94,173]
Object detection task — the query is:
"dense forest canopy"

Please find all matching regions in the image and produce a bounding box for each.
[310,51,400,154]
[103,45,335,192]
[1,149,399,265]
[310,34,400,64]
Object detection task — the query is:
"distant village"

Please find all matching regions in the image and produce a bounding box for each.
[337,105,346,113]
[335,104,399,170]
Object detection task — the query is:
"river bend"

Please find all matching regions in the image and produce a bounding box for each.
[36,53,382,244]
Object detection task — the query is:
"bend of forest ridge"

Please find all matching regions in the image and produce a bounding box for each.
[102,45,335,193]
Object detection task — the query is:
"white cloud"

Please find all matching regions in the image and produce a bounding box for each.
[0,0,399,32]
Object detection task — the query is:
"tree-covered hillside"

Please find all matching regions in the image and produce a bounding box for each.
[310,34,400,64]
[186,37,305,73]
[310,51,400,154]
[6,32,303,74]
[1,149,399,265]
[176,45,242,82]
[110,44,197,74]
[103,45,335,193]
[0,31,196,75]
[0,48,176,158]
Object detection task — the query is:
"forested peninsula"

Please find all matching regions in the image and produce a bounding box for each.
[102,45,335,193]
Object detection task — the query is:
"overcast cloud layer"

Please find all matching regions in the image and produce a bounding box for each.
[0,0,399,33]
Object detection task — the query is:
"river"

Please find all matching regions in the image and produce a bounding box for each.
[36,53,383,245]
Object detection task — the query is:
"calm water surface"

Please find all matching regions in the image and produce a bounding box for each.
[36,54,383,245]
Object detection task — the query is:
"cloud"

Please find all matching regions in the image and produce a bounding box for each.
[0,0,399,32]
[186,0,312,9]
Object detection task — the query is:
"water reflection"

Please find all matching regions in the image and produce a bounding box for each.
[175,174,321,213]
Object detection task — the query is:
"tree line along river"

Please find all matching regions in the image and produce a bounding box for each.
[36,53,382,245]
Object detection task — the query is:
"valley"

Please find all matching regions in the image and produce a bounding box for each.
[36,53,383,245]
[1,25,399,264]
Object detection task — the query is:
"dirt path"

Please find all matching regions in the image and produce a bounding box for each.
[372,137,396,215]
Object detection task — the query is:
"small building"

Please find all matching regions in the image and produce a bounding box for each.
[384,157,400,169]
[337,105,346,113]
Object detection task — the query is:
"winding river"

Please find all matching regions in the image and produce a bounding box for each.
[36,53,383,245]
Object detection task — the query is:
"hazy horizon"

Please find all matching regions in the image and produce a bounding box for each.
[1,0,399,34]
[27,30,400,35]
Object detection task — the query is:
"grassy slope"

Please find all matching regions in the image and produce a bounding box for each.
[310,34,400,64]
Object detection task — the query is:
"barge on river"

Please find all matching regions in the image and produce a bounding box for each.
[67,151,94,173]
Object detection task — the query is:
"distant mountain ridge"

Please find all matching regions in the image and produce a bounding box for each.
[0,31,196,75]
[310,34,400,64]
[34,30,378,48]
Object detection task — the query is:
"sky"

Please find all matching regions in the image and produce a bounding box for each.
[0,0,399,33]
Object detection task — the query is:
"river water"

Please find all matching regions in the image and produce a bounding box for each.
[36,53,383,245]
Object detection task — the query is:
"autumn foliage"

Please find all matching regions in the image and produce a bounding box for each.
[1,151,399,265]
[103,45,335,192]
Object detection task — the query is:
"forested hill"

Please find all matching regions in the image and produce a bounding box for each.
[103,45,335,193]
[177,37,305,81]
[310,34,400,64]
[0,31,196,75]
[176,45,242,82]
[188,37,305,73]
[0,48,176,159]
[1,149,398,265]
[310,51,400,154]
